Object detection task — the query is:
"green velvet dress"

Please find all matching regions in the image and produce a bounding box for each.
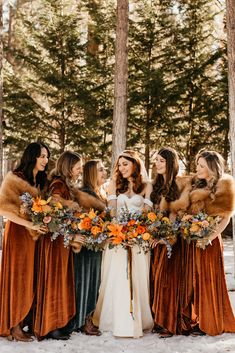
[68,187,103,331]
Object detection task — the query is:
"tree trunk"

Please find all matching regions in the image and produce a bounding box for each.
[0,0,3,249]
[226,0,235,277]
[112,0,129,166]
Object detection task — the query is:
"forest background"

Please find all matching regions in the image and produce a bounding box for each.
[0,0,235,253]
[1,0,231,174]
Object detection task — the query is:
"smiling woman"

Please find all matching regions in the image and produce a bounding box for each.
[0,142,50,342]
[93,150,153,338]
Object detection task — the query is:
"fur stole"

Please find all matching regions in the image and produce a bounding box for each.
[72,187,106,212]
[158,175,192,214]
[49,178,105,212]
[0,171,39,217]
[189,174,235,217]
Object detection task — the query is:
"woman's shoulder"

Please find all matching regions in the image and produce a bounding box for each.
[176,175,193,192]
[216,174,235,193]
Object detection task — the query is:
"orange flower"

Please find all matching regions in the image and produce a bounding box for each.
[41,205,52,213]
[88,209,97,219]
[190,224,201,233]
[127,219,136,226]
[136,225,146,234]
[31,196,51,213]
[91,226,102,236]
[111,236,125,245]
[78,217,92,230]
[142,232,151,241]
[128,231,138,238]
[147,212,157,222]
[32,202,43,213]
[107,224,124,237]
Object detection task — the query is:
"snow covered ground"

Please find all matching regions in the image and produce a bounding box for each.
[0,238,235,353]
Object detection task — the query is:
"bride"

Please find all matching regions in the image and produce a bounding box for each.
[93,150,153,338]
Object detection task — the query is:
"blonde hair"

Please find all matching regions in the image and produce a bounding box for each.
[196,150,224,180]
[83,159,101,195]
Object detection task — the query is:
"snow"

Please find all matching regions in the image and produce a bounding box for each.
[0,238,235,353]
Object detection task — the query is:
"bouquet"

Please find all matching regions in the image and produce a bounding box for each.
[177,211,221,249]
[20,192,66,233]
[55,208,112,251]
[105,207,152,253]
[145,211,178,258]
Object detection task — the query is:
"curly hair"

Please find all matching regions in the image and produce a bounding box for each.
[150,147,180,205]
[192,150,225,193]
[114,150,145,195]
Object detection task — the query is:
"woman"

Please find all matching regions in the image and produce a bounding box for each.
[70,159,107,335]
[34,151,104,340]
[0,142,49,341]
[185,150,235,336]
[93,150,153,338]
[150,147,192,338]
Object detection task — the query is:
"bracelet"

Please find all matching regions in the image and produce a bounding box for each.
[107,194,117,201]
[144,198,153,207]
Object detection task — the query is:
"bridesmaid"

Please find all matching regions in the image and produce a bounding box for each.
[70,159,106,335]
[151,147,192,337]
[34,151,104,340]
[185,150,235,336]
[0,142,49,341]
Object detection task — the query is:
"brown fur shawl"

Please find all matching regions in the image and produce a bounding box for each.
[0,171,39,217]
[158,175,192,214]
[49,178,105,212]
[189,174,235,217]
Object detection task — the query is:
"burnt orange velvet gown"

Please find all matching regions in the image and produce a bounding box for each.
[151,236,193,334]
[0,221,36,336]
[34,178,76,338]
[192,237,235,335]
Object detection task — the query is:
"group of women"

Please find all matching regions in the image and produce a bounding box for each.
[0,142,234,342]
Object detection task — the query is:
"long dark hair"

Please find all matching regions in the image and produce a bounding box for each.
[14,142,50,190]
[114,150,145,195]
[151,147,180,204]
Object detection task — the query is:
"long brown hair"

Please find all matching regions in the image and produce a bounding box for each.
[114,150,145,195]
[192,150,225,192]
[151,147,180,204]
[50,150,82,189]
[83,159,106,200]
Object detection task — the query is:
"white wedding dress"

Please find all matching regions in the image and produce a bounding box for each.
[93,194,153,338]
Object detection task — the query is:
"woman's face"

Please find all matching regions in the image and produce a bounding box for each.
[97,161,107,186]
[155,154,166,176]
[34,147,49,173]
[71,160,83,182]
[118,157,134,179]
[196,157,211,180]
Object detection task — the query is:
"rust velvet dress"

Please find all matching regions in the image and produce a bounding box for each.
[34,178,76,338]
[0,172,39,336]
[184,175,235,335]
[151,176,192,335]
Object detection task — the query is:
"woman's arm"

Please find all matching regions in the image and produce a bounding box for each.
[143,182,153,211]
[107,179,117,210]
[209,216,230,242]
[0,209,47,234]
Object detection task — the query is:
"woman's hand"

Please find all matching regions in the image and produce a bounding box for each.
[70,234,86,253]
[30,223,48,234]
[150,238,165,248]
